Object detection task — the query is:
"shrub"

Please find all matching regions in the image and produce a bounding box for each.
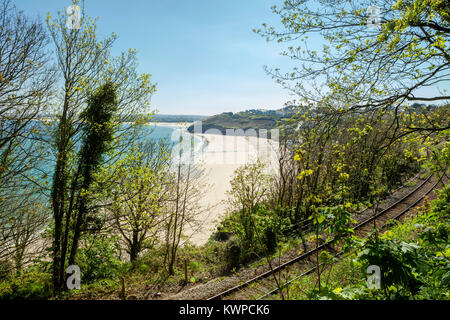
[263,226,277,254]
[357,237,424,298]
[355,183,450,300]
[217,205,291,267]
[0,271,51,300]
[223,237,241,272]
[0,260,14,281]
[137,246,167,274]
[139,264,150,273]
[75,234,122,283]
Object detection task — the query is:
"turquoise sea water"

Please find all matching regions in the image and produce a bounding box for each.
[13,122,203,196]
[145,123,201,147]
[0,121,204,224]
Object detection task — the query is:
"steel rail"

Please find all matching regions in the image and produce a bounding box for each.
[207,172,435,300]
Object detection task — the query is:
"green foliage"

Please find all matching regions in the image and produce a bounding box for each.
[0,271,51,300]
[223,236,242,272]
[139,264,150,273]
[75,234,122,283]
[220,205,291,266]
[47,0,156,291]
[355,184,450,300]
[134,246,166,274]
[427,129,450,174]
[291,183,450,300]
[79,81,118,173]
[263,226,277,254]
[258,0,449,116]
[313,205,355,242]
[0,260,13,281]
[189,261,202,273]
[69,82,119,260]
[224,161,294,265]
[94,140,172,262]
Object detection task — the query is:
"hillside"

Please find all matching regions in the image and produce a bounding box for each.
[186,106,295,136]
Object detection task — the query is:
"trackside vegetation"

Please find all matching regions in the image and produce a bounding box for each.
[0,0,449,301]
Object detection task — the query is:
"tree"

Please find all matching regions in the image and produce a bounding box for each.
[0,0,55,210]
[0,0,54,278]
[226,160,272,248]
[0,0,55,154]
[66,82,118,268]
[46,1,155,292]
[256,0,447,235]
[226,160,288,298]
[97,141,172,263]
[52,81,119,291]
[256,0,449,138]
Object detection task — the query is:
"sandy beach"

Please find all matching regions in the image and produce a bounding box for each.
[184,132,279,246]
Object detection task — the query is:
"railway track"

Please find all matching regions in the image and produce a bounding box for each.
[207,172,446,300]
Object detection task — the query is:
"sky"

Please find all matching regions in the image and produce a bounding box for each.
[15,0,295,116]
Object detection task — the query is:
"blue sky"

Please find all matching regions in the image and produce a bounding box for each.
[16,0,294,115]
